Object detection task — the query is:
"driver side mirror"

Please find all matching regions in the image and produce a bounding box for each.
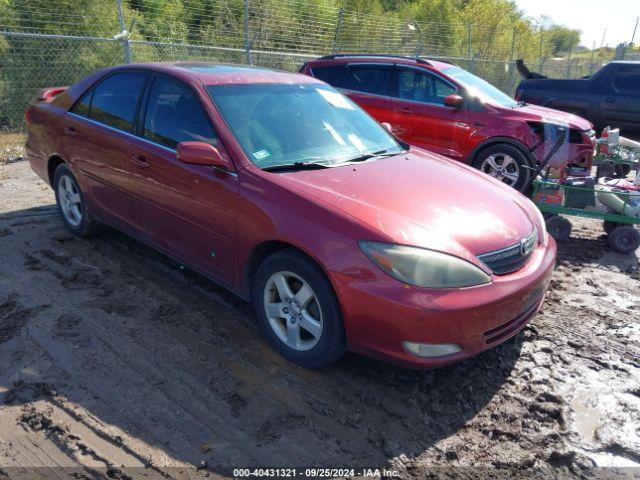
[177,141,235,173]
[444,94,464,109]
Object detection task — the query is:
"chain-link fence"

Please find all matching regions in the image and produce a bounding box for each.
[0,0,635,132]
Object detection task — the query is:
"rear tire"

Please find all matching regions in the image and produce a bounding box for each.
[252,249,346,368]
[545,215,572,242]
[53,163,96,237]
[472,143,531,192]
[608,225,640,254]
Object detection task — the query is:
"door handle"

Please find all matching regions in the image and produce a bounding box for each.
[129,154,149,168]
[605,97,616,103]
[63,126,76,137]
[399,107,413,114]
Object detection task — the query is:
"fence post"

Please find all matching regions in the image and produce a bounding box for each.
[506,27,517,94]
[466,23,472,70]
[116,0,131,63]
[537,32,544,73]
[243,0,252,65]
[589,41,596,75]
[565,39,574,78]
[414,22,423,58]
[332,8,345,55]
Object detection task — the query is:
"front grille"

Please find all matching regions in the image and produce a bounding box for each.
[477,229,538,275]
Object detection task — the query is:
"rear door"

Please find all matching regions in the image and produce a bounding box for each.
[601,64,640,133]
[66,71,149,228]
[310,63,397,127]
[390,66,470,160]
[128,74,239,281]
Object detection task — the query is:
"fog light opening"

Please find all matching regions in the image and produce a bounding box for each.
[403,341,462,358]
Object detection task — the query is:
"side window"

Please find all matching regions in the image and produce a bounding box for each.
[396,69,456,106]
[310,65,345,86]
[90,72,148,132]
[71,90,93,117]
[340,67,390,96]
[143,76,217,150]
[611,67,640,95]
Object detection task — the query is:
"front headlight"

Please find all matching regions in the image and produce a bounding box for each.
[359,241,491,288]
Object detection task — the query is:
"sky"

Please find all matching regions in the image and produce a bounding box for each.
[515,0,639,48]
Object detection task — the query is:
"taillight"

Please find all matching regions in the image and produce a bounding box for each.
[515,89,522,101]
[37,86,67,103]
[24,107,32,125]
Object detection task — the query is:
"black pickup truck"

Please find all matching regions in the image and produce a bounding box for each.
[516,61,640,134]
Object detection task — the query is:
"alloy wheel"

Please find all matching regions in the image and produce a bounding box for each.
[480,153,520,186]
[263,271,323,351]
[58,174,83,227]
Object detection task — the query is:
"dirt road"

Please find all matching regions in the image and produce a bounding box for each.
[0,159,639,479]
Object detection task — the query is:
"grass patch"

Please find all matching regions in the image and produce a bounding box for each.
[0,133,26,164]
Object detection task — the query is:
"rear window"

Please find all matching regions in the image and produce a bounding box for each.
[340,67,390,96]
[310,65,344,85]
[71,90,93,117]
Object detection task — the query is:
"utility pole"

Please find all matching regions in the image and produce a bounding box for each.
[600,28,607,49]
[631,16,639,45]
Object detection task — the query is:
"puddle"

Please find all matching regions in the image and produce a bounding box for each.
[571,389,600,443]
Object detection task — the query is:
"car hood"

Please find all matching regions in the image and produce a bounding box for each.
[496,103,593,130]
[268,148,540,263]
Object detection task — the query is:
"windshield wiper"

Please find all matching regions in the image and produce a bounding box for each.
[339,149,401,164]
[261,161,332,172]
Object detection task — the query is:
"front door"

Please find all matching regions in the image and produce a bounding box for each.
[128,75,239,281]
[601,64,640,134]
[390,67,470,160]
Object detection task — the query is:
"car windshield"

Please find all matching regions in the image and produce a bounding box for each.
[442,65,518,108]
[207,83,404,169]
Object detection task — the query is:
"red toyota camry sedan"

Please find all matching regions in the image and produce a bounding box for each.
[25,63,556,369]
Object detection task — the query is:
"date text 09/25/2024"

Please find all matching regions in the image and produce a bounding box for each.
[232,468,400,478]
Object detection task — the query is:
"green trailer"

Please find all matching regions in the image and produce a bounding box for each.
[532,179,640,254]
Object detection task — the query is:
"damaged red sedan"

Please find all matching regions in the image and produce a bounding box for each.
[25,63,556,369]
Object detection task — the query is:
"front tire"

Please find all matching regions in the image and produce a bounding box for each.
[472,143,531,192]
[545,215,572,242]
[603,220,624,236]
[252,249,346,369]
[53,163,96,237]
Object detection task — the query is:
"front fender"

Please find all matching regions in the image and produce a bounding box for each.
[465,135,539,166]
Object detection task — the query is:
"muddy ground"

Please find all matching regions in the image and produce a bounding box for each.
[0,152,639,479]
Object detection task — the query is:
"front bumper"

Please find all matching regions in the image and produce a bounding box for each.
[534,138,594,170]
[330,238,557,368]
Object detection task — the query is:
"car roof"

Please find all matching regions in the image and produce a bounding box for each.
[306,54,454,71]
[109,62,321,86]
[609,60,640,65]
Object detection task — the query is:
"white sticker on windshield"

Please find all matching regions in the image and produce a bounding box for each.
[317,88,354,110]
[253,149,270,160]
